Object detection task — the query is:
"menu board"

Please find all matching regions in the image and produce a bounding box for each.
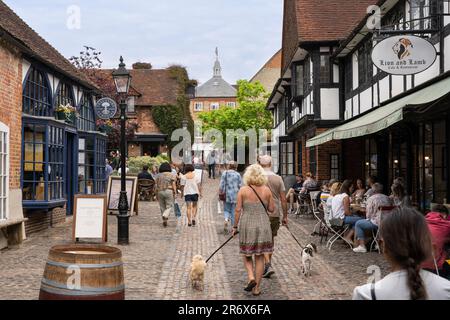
[106,176,138,215]
[73,195,107,242]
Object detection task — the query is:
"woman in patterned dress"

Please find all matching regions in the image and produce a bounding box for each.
[232,164,275,296]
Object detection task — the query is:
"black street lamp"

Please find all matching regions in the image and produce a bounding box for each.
[112,56,132,245]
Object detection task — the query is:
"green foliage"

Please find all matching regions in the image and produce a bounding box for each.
[127,156,168,175]
[151,65,196,148]
[198,80,273,140]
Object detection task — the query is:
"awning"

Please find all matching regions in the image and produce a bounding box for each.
[306,76,450,147]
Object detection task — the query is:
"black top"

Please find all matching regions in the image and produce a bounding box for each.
[138,171,154,181]
[292,182,303,191]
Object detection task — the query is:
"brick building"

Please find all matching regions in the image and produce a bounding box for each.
[250,49,282,93]
[0,1,107,247]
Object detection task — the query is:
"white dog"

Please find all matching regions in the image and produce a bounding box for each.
[190,255,207,291]
[300,243,317,277]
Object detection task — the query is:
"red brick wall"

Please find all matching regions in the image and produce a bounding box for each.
[135,107,161,133]
[190,97,238,121]
[24,207,66,235]
[0,41,22,189]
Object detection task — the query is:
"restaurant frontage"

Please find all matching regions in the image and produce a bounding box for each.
[308,73,450,211]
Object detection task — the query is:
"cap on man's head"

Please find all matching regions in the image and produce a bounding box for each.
[258,155,272,167]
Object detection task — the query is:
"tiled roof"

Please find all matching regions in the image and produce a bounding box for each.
[195,76,237,98]
[282,0,377,73]
[98,68,180,106]
[0,0,97,89]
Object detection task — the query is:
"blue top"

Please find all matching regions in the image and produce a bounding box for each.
[219,170,242,204]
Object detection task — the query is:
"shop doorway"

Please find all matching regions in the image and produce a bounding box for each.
[142,142,160,157]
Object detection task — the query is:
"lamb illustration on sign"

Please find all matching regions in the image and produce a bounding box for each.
[95,97,118,120]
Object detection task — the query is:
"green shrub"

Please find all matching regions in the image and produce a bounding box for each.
[128,156,167,175]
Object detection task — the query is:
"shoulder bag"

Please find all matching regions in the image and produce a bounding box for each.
[219,171,228,202]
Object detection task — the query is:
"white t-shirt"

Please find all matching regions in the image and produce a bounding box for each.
[353,270,450,300]
[181,174,201,196]
[331,193,349,219]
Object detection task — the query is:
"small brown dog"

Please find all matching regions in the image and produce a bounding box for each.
[190,255,207,291]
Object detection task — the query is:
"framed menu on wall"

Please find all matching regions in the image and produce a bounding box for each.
[106,176,138,215]
[72,195,107,242]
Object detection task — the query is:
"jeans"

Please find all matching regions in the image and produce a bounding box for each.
[344,215,364,229]
[208,164,216,179]
[224,202,236,226]
[355,219,378,241]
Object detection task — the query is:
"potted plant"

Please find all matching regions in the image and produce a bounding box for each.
[55,104,77,123]
[97,119,113,134]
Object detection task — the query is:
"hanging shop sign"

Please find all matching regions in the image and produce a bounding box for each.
[371,35,437,75]
[95,97,118,120]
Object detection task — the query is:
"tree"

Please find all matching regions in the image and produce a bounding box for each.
[199,79,272,139]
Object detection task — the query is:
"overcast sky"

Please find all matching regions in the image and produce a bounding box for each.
[5,0,283,85]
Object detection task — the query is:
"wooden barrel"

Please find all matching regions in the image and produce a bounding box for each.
[39,244,124,300]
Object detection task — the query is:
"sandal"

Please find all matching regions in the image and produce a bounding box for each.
[244,280,257,292]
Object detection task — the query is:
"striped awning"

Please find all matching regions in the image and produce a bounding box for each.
[306,75,450,147]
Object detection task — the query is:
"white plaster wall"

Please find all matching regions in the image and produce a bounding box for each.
[22,59,31,83]
[320,88,339,120]
[345,99,352,120]
[391,75,404,98]
[352,95,358,117]
[414,53,440,86]
[352,53,358,90]
[379,77,390,103]
[373,83,379,108]
[360,87,372,114]
[333,65,339,83]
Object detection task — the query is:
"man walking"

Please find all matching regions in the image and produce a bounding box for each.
[207,150,217,179]
[258,155,288,278]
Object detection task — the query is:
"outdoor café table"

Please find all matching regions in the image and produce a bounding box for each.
[351,204,366,217]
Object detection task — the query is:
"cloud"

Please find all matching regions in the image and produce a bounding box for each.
[5,0,282,84]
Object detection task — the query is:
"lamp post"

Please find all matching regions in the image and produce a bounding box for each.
[112,56,132,245]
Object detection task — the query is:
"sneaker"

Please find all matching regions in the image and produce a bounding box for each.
[353,246,367,253]
[263,264,275,278]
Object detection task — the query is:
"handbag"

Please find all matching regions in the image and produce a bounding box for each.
[219,172,228,202]
[174,202,182,218]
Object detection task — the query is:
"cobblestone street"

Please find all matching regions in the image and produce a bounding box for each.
[0,178,389,300]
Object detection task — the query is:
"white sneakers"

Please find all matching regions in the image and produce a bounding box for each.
[353,246,367,253]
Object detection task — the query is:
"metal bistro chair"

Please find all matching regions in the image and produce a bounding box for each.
[138,179,155,201]
[370,206,397,254]
[310,191,322,233]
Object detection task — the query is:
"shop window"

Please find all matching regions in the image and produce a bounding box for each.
[330,154,340,180]
[365,138,378,179]
[280,142,294,176]
[78,93,96,132]
[309,146,317,177]
[54,82,74,108]
[78,135,106,195]
[0,122,9,220]
[358,40,373,86]
[22,123,65,203]
[23,67,52,117]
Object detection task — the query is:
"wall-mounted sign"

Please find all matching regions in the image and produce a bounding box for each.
[371,35,437,75]
[95,97,118,120]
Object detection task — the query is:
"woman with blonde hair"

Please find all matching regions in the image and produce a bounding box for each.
[232,164,275,296]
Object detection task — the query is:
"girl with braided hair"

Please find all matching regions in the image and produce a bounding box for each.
[353,207,450,300]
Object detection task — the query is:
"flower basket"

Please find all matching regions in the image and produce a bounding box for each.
[55,104,77,124]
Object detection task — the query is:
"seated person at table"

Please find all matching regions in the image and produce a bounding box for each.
[390,178,411,207]
[353,206,450,300]
[326,182,341,215]
[352,179,366,204]
[331,180,364,242]
[422,205,450,278]
[317,179,335,208]
[138,165,154,181]
[286,175,304,213]
[353,183,392,253]
[300,172,318,194]
[364,176,378,200]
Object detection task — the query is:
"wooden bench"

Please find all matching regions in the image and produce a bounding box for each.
[0,218,28,246]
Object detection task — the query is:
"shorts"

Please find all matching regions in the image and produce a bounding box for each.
[270,217,281,237]
[185,194,199,203]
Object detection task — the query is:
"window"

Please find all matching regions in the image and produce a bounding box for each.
[78,93,96,132]
[78,135,107,195]
[358,40,373,86]
[382,2,405,30]
[0,122,9,220]
[292,63,304,97]
[330,154,340,180]
[226,102,236,108]
[127,97,136,113]
[345,55,353,95]
[309,147,317,177]
[320,55,330,84]
[23,67,52,117]
[365,138,378,179]
[22,123,65,202]
[210,102,220,111]
[280,142,294,176]
[194,102,203,112]
[410,0,439,31]
[54,82,74,108]
[303,57,311,93]
[297,141,303,175]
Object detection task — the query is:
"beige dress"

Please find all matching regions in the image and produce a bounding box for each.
[239,201,274,256]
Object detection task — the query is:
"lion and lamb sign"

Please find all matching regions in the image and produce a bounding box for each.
[372,35,437,76]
